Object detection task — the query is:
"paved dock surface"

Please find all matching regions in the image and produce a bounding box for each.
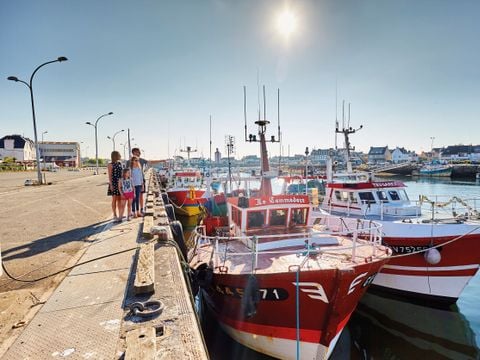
[1,169,209,359]
[0,170,112,354]
[2,220,139,359]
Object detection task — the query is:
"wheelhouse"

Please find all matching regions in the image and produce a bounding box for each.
[227,194,310,235]
[172,171,203,188]
[324,180,421,218]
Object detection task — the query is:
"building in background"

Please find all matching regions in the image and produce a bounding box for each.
[0,135,36,162]
[39,142,80,167]
[214,148,221,163]
[368,146,391,164]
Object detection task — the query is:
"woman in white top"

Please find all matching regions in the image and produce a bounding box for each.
[130,156,144,217]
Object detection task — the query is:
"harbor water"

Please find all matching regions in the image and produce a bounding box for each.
[181,176,480,359]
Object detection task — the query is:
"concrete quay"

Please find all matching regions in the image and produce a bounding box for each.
[0,169,208,359]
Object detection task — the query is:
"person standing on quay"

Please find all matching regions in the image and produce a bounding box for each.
[130,156,144,217]
[127,148,148,212]
[107,151,123,221]
[119,168,135,221]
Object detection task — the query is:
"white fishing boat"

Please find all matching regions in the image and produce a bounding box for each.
[315,124,480,303]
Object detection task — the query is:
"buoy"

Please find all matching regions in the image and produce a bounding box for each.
[424,248,441,265]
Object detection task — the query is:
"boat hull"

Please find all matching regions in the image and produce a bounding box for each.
[372,223,480,302]
[416,167,452,177]
[167,189,207,217]
[200,261,387,359]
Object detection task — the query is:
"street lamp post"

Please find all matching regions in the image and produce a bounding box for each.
[430,136,435,160]
[7,56,68,184]
[305,147,309,195]
[86,112,114,175]
[42,130,48,171]
[107,129,124,151]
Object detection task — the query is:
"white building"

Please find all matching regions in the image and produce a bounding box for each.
[39,142,81,167]
[0,135,36,162]
[391,147,417,163]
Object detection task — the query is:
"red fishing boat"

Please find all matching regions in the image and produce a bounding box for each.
[188,88,391,359]
[167,170,207,217]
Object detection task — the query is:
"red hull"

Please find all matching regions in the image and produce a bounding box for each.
[201,261,388,358]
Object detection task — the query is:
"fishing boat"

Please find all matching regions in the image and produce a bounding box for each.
[416,163,452,177]
[318,124,480,303]
[167,169,207,217]
[188,87,391,359]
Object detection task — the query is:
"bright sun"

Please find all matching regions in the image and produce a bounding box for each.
[276,9,297,38]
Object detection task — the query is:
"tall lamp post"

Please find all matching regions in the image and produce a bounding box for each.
[86,112,114,175]
[430,136,435,160]
[121,138,134,162]
[107,129,124,151]
[7,56,68,184]
[305,147,309,195]
[41,130,48,171]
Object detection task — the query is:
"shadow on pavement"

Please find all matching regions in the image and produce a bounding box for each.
[2,220,112,261]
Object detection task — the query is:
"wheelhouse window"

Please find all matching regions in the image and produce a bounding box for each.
[247,210,266,229]
[334,190,349,202]
[349,192,358,204]
[377,191,389,203]
[335,190,342,201]
[290,207,308,225]
[231,207,242,226]
[359,192,376,204]
[398,189,409,201]
[269,209,287,226]
[388,190,401,201]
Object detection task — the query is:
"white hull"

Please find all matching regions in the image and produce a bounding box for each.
[373,265,479,299]
[220,321,342,360]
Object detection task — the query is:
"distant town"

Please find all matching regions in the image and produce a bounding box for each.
[1,133,480,171]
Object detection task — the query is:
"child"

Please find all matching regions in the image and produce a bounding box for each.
[130,156,144,217]
[118,168,135,221]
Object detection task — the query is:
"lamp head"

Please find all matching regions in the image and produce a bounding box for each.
[57,57,68,62]
[7,76,19,82]
[107,136,112,139]
[86,121,93,125]
[108,112,113,115]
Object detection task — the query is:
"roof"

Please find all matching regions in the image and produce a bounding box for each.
[0,135,34,149]
[441,145,480,156]
[368,146,388,155]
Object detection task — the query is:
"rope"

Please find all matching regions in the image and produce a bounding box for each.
[1,246,138,283]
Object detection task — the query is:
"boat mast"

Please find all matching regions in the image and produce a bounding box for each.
[180,145,197,168]
[244,85,281,197]
[209,115,212,174]
[335,102,362,173]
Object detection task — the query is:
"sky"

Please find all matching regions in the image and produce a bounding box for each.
[1,0,479,160]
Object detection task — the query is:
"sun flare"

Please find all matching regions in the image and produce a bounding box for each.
[276,9,298,38]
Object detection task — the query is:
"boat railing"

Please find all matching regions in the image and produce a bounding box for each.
[414,195,480,222]
[191,217,384,271]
